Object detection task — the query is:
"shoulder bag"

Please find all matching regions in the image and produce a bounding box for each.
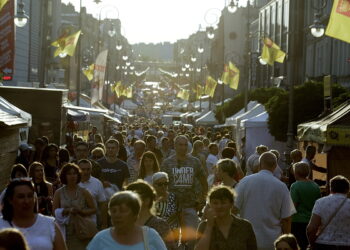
[71,214,98,240]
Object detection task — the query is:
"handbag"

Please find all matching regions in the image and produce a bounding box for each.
[71,214,98,240]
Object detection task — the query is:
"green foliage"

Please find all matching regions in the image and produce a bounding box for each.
[215,87,286,123]
[266,82,348,141]
[333,92,350,107]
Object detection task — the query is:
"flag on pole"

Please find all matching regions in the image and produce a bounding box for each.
[83,64,94,81]
[325,0,350,44]
[261,37,286,66]
[124,86,133,98]
[221,64,229,86]
[0,0,8,11]
[194,84,204,100]
[222,61,240,90]
[205,76,218,97]
[51,30,81,57]
[177,89,190,100]
[91,50,108,104]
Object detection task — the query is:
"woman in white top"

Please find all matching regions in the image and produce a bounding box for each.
[307,175,350,249]
[138,151,160,184]
[0,178,66,250]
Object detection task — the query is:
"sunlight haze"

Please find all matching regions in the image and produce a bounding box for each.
[61,0,235,44]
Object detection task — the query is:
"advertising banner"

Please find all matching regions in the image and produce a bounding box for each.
[0,0,14,78]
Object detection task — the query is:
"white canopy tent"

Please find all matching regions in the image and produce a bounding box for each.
[225,101,258,126]
[241,111,286,159]
[232,103,266,154]
[196,111,218,126]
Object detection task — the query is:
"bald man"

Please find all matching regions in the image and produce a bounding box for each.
[235,152,296,250]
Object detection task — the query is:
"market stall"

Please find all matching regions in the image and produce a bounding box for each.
[298,101,350,180]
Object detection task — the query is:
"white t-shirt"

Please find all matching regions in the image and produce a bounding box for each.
[0,214,56,250]
[206,154,218,175]
[235,170,296,250]
[313,193,350,246]
[79,176,107,223]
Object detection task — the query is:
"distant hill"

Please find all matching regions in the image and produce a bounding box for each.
[132,42,174,62]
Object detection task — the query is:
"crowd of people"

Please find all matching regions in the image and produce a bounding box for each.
[0,120,349,250]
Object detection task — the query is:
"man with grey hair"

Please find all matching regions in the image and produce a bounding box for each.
[161,135,208,249]
[235,152,296,250]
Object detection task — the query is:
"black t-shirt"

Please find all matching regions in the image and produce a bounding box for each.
[98,157,130,190]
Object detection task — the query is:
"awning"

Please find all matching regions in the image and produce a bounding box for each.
[104,114,121,124]
[298,101,350,145]
[0,97,32,127]
[67,109,90,122]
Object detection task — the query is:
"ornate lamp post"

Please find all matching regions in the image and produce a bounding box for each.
[14,0,29,27]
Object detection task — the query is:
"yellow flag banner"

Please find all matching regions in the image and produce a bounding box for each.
[195,84,204,100]
[261,37,286,66]
[325,0,350,44]
[83,64,94,81]
[51,30,81,57]
[111,81,120,93]
[177,89,190,100]
[221,64,229,85]
[205,76,218,97]
[124,86,133,98]
[223,61,240,90]
[0,0,8,11]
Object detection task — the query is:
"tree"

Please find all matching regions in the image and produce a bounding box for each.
[265,81,348,141]
[215,87,286,123]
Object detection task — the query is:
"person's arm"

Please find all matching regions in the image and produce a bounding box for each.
[99,201,108,229]
[53,223,67,250]
[47,183,54,198]
[307,213,322,247]
[52,190,61,217]
[281,216,292,234]
[194,221,212,250]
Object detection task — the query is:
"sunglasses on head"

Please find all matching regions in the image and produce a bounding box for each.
[155,182,169,187]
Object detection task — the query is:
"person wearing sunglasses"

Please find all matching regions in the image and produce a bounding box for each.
[152,172,180,242]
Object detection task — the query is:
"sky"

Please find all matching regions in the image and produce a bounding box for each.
[62,0,245,44]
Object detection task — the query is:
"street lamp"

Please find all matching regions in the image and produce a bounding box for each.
[206,26,215,40]
[258,56,268,65]
[227,0,238,14]
[310,16,325,38]
[14,0,29,27]
[310,0,327,38]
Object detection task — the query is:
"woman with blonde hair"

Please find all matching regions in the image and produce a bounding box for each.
[28,162,53,215]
